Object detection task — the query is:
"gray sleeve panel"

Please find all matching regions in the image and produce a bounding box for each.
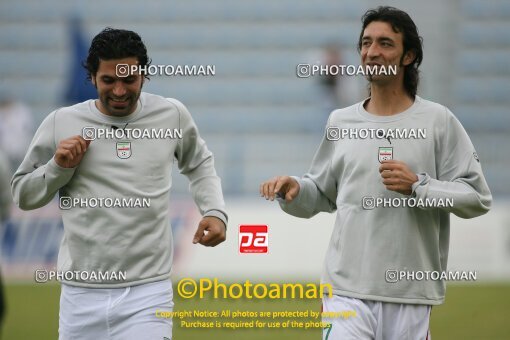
[11,111,76,210]
[279,123,337,218]
[169,98,228,227]
[413,108,492,218]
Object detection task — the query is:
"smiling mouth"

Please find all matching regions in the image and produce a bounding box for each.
[110,97,128,102]
[109,98,129,107]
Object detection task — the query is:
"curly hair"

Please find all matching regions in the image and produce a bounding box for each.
[83,27,151,80]
[357,6,423,98]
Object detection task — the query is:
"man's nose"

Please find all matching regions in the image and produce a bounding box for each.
[367,43,381,59]
[113,82,127,97]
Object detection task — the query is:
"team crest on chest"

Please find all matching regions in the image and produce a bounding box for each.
[378,147,393,163]
[116,142,131,159]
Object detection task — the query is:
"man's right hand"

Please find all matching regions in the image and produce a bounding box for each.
[260,176,300,202]
[54,136,91,168]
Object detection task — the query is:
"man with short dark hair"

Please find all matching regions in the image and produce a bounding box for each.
[12,28,227,339]
[261,6,491,339]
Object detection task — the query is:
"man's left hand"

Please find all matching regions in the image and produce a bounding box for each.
[379,160,419,196]
[192,217,226,247]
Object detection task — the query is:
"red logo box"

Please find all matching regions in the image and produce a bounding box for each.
[239,225,268,254]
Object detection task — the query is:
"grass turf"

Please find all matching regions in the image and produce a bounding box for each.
[3,283,510,339]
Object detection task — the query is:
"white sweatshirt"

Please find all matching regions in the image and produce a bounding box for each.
[280,96,491,305]
[12,92,227,288]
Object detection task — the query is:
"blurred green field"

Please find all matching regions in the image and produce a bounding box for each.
[3,283,510,339]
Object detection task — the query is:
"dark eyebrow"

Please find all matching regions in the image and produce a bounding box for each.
[362,36,395,43]
[378,37,395,43]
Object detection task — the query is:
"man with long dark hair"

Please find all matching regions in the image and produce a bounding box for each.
[12,28,227,339]
[261,6,491,339]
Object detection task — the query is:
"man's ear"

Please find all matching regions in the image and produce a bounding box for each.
[91,75,97,88]
[402,49,416,67]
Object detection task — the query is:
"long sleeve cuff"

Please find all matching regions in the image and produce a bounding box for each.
[204,209,228,229]
[411,173,429,196]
